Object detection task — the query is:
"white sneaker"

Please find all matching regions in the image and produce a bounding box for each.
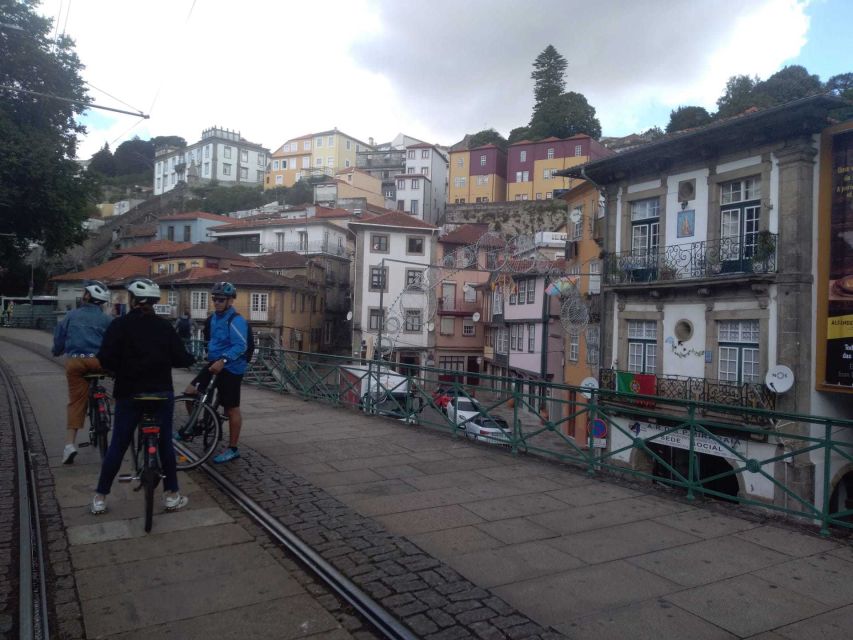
[62,444,77,465]
[164,493,188,511]
[91,494,107,514]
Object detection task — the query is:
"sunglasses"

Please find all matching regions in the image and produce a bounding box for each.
[212,297,228,303]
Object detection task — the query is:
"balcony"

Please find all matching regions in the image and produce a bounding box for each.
[604,233,777,286]
[263,240,348,257]
[598,368,775,424]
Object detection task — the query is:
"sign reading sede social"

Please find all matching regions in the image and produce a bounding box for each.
[628,421,746,460]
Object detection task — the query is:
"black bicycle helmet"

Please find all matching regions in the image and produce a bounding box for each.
[211,281,237,298]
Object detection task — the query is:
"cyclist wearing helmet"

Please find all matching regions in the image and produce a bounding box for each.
[52,280,113,464]
[91,278,195,515]
[185,281,248,463]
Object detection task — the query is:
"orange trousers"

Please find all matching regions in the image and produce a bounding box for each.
[65,357,104,430]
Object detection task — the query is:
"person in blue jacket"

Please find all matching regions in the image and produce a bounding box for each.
[185,281,248,463]
[52,280,113,464]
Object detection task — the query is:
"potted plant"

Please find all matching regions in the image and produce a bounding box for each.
[752,230,776,272]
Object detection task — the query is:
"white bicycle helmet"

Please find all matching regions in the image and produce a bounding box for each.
[126,277,161,303]
[84,280,110,304]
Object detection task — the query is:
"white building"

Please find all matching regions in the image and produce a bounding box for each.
[154,127,269,196]
[394,143,449,225]
[349,211,439,370]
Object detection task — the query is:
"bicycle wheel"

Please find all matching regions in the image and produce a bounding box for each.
[172,394,221,470]
[96,397,112,461]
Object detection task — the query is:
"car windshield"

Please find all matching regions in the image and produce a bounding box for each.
[457,400,480,412]
[479,417,508,430]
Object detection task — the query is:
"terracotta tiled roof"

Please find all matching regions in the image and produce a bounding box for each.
[153,267,223,285]
[348,210,437,230]
[314,206,358,219]
[51,255,151,283]
[113,239,193,256]
[253,252,310,269]
[157,211,233,222]
[120,223,157,239]
[160,267,311,291]
[161,242,255,261]
[439,224,490,245]
[211,216,339,231]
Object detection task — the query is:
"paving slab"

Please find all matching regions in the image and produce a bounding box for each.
[529,495,687,536]
[67,507,233,545]
[350,486,479,517]
[103,595,345,640]
[768,603,853,640]
[556,598,737,640]
[460,492,569,521]
[409,525,504,558]
[733,524,841,557]
[475,516,561,545]
[652,506,760,539]
[375,503,485,536]
[752,553,853,607]
[492,560,680,627]
[546,518,702,565]
[450,540,586,587]
[626,535,790,587]
[665,573,830,637]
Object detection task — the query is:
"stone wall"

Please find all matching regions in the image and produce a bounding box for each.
[444,200,569,235]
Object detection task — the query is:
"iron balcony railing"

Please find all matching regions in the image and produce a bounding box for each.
[605,233,777,285]
[263,240,349,257]
[599,368,774,423]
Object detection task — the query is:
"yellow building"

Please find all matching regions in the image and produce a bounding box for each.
[266,129,373,189]
[448,143,507,204]
[506,135,611,202]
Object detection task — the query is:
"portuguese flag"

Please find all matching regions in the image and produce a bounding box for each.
[616,372,657,407]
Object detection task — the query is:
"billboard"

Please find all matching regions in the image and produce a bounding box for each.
[818,124,853,391]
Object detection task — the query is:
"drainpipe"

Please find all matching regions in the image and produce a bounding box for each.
[580,164,609,373]
[540,272,549,409]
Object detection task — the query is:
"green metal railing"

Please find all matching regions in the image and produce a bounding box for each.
[196,344,853,536]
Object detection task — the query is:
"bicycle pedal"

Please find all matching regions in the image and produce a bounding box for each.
[79,442,90,448]
[117,474,137,483]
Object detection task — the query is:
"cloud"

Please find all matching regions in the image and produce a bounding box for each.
[46,0,811,160]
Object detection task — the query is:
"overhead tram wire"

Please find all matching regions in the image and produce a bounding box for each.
[0,85,149,119]
[145,0,197,120]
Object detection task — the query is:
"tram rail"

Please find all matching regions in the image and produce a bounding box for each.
[0,360,51,640]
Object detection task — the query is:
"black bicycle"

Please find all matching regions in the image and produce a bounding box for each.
[172,372,223,470]
[81,373,112,460]
[119,394,170,533]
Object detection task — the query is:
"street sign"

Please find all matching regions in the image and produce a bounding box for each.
[579,376,598,399]
[590,418,607,438]
[153,304,172,316]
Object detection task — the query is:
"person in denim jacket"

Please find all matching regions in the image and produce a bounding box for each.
[52,280,113,464]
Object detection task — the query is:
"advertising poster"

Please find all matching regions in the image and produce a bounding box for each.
[826,130,853,387]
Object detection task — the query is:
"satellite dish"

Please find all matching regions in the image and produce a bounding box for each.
[579,376,598,399]
[765,365,794,394]
[569,208,582,224]
[472,312,481,323]
[346,311,353,321]
[427,321,435,332]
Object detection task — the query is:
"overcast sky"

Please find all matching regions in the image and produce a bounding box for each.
[37,0,851,160]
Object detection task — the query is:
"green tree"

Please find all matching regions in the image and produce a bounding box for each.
[195,185,266,214]
[151,135,187,150]
[715,74,761,118]
[284,180,315,206]
[467,128,508,151]
[113,137,154,175]
[528,92,602,140]
[531,45,567,110]
[754,65,822,105]
[88,143,117,176]
[826,72,853,99]
[508,126,531,145]
[0,0,98,293]
[666,106,712,133]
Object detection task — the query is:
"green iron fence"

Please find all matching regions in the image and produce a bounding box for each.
[202,344,853,536]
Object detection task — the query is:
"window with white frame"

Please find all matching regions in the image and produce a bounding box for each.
[190,291,208,319]
[240,166,248,179]
[407,149,415,159]
[411,179,419,189]
[720,176,761,264]
[315,137,323,147]
[302,156,309,168]
[224,146,232,159]
[204,145,210,158]
[406,236,424,254]
[536,193,543,200]
[440,317,455,335]
[588,261,601,294]
[630,197,660,258]
[454,177,466,187]
[520,150,527,162]
[497,328,509,354]
[543,168,553,180]
[545,191,552,199]
[404,309,423,332]
[585,325,600,365]
[547,147,554,159]
[273,160,279,170]
[327,157,334,167]
[493,288,503,315]
[526,278,535,304]
[718,319,760,383]
[346,140,351,150]
[457,157,464,167]
[515,170,530,182]
[528,323,535,352]
[328,135,334,146]
[421,166,428,176]
[407,166,416,174]
[406,269,424,286]
[569,333,579,361]
[315,157,323,167]
[575,144,583,156]
[222,163,231,176]
[240,149,248,162]
[476,175,489,185]
[370,234,389,252]
[517,279,527,304]
[463,319,475,336]
[250,292,269,321]
[441,282,456,310]
[510,324,518,350]
[464,283,476,303]
[397,179,406,190]
[167,290,178,308]
[480,154,487,166]
[627,320,657,373]
[345,159,350,167]
[410,200,419,215]
[276,175,283,185]
[421,149,430,158]
[303,140,311,150]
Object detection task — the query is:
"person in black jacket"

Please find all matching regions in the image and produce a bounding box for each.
[91,278,195,515]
